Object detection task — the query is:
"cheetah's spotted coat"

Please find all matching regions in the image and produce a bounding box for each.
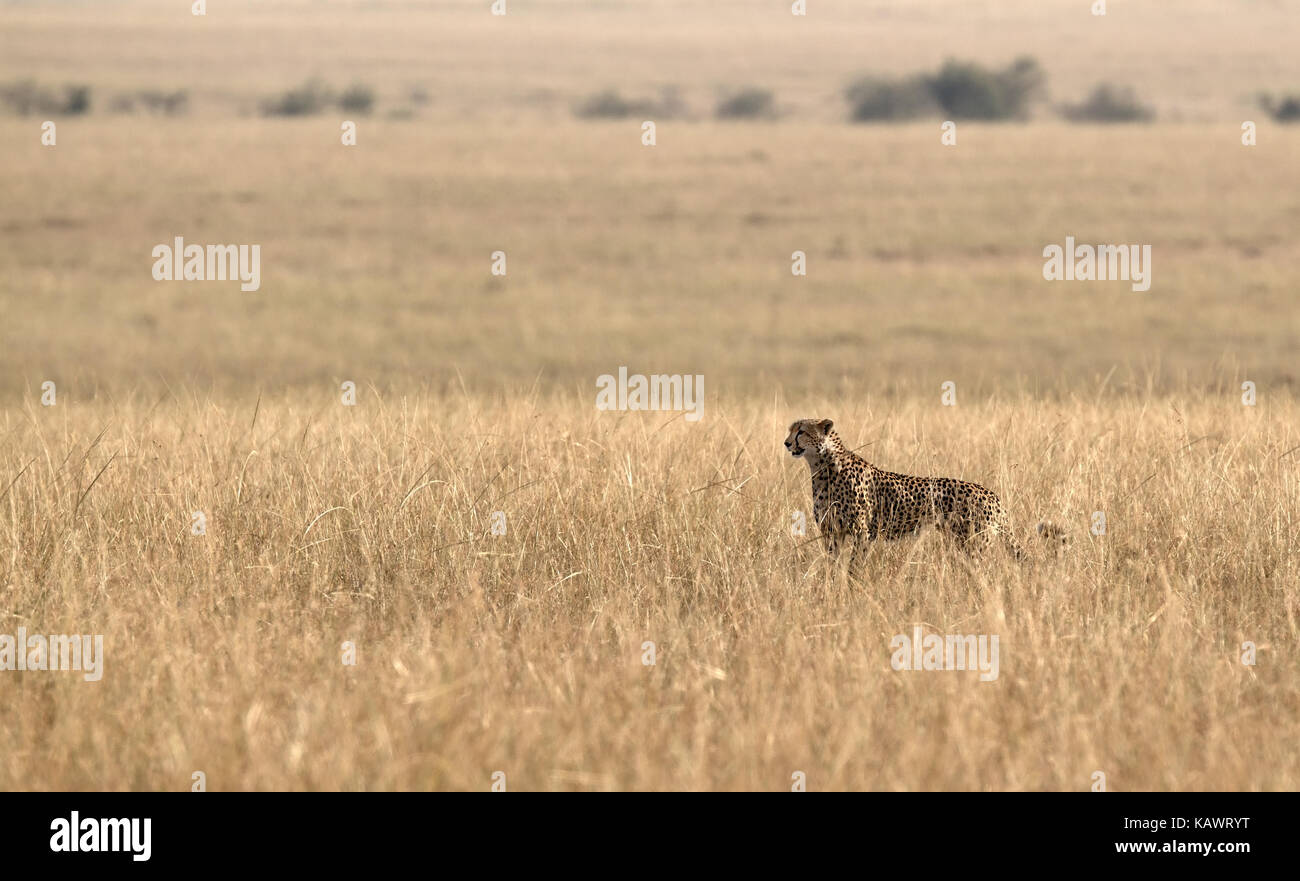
[785,418,1049,563]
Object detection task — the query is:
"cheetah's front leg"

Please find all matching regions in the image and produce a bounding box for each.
[815,502,843,558]
[846,510,875,571]
[847,531,874,571]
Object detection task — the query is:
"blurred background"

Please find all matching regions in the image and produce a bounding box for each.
[1,0,1297,402]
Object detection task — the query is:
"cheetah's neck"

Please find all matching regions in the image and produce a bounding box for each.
[806,433,873,480]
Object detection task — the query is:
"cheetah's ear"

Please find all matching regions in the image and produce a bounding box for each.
[818,419,833,433]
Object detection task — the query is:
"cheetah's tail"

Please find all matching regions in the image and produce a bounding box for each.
[1035,520,1069,549]
[1003,521,1067,561]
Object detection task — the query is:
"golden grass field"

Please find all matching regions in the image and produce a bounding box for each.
[1,0,1299,790]
[4,393,1299,790]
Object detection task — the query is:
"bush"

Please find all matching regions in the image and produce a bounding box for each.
[997,56,1049,114]
[1258,93,1300,122]
[261,81,379,117]
[575,90,636,119]
[338,83,375,115]
[109,90,189,115]
[1061,83,1154,122]
[0,80,44,115]
[61,85,91,115]
[574,89,663,119]
[0,80,93,116]
[924,56,1045,120]
[1,80,28,114]
[845,76,938,121]
[139,90,189,115]
[924,61,1007,119]
[846,56,1045,122]
[715,88,775,119]
[260,79,332,116]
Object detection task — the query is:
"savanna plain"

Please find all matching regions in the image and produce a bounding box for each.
[1,0,1298,790]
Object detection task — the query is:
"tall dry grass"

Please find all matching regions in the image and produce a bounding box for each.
[3,0,1298,792]
[2,389,1296,789]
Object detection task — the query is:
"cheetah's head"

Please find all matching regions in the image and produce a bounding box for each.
[785,418,834,459]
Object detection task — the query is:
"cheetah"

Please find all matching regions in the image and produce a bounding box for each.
[785,418,1061,563]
